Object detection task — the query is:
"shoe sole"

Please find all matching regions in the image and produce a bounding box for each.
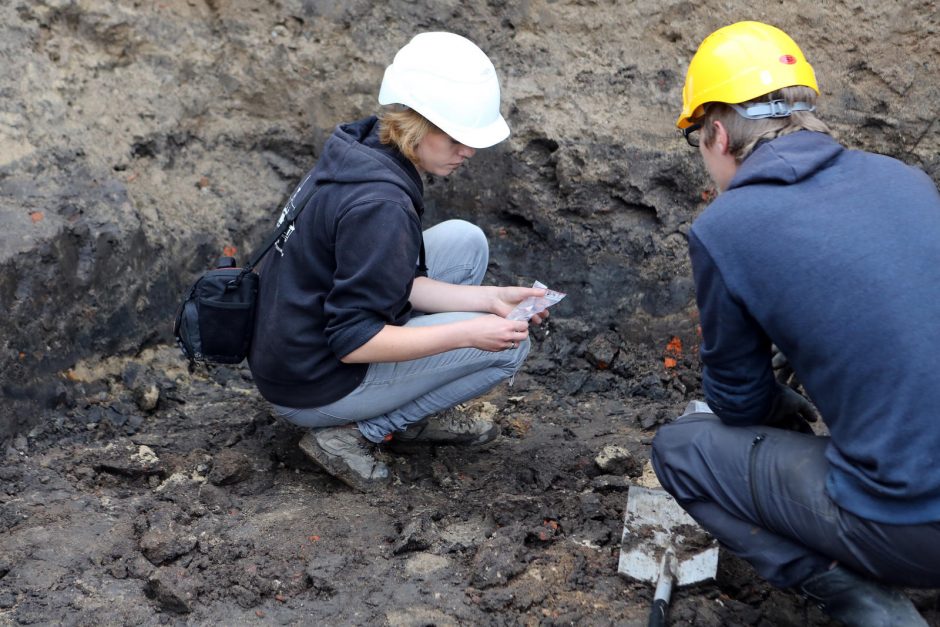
[298,432,389,493]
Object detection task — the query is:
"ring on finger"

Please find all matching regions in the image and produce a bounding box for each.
[510,341,517,349]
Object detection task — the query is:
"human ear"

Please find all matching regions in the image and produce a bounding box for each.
[712,120,730,154]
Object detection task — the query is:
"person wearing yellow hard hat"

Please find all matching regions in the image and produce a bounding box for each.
[651,21,940,626]
[248,33,547,492]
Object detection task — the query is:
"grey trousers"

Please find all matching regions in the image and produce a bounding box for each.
[651,405,940,589]
[273,219,530,443]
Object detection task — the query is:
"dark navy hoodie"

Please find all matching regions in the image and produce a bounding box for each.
[690,131,940,524]
[249,117,426,408]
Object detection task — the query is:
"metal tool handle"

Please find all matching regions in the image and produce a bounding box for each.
[647,549,676,627]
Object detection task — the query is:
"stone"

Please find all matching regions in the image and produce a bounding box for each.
[146,567,196,614]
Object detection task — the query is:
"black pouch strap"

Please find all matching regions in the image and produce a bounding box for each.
[417,239,428,275]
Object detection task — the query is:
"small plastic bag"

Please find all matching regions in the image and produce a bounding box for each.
[507,281,566,321]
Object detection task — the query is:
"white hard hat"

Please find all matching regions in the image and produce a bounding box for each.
[378,32,510,149]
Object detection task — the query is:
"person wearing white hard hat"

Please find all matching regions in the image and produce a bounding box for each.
[378,31,510,150]
[248,32,546,492]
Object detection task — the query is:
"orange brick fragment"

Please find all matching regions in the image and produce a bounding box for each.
[664,335,683,369]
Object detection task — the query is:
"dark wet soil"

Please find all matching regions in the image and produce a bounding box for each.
[4,328,938,625]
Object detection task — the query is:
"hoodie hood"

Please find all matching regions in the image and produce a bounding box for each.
[312,116,425,214]
[728,131,843,190]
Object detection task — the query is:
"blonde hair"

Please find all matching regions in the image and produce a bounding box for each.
[700,86,831,163]
[379,108,439,165]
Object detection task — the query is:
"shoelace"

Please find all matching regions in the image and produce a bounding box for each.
[437,411,481,433]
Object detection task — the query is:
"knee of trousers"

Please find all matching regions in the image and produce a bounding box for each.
[650,415,721,497]
[443,219,487,247]
[443,219,489,283]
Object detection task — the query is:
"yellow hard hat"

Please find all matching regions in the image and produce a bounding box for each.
[676,21,819,129]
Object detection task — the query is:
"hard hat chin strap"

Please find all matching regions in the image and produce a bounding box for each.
[730,99,815,120]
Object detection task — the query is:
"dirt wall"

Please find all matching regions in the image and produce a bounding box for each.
[1,0,937,432]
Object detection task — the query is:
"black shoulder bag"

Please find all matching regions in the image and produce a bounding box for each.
[173,176,316,368]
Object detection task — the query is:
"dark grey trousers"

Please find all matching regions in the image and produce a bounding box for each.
[651,410,940,589]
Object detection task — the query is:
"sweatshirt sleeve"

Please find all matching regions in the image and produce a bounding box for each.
[689,230,776,425]
[324,199,422,358]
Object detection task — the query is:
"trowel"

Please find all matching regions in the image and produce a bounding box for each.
[618,485,719,626]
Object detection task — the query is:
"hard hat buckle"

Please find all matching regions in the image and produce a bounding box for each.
[730,99,816,120]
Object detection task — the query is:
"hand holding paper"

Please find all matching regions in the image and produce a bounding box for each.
[507,281,566,321]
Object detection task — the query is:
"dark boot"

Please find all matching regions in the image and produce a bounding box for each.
[299,427,390,492]
[800,564,928,627]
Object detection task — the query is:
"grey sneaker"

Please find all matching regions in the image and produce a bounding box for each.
[393,409,500,447]
[800,564,928,627]
[298,427,390,492]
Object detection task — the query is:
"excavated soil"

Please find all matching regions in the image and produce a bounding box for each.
[4,343,940,625]
[1,0,938,625]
